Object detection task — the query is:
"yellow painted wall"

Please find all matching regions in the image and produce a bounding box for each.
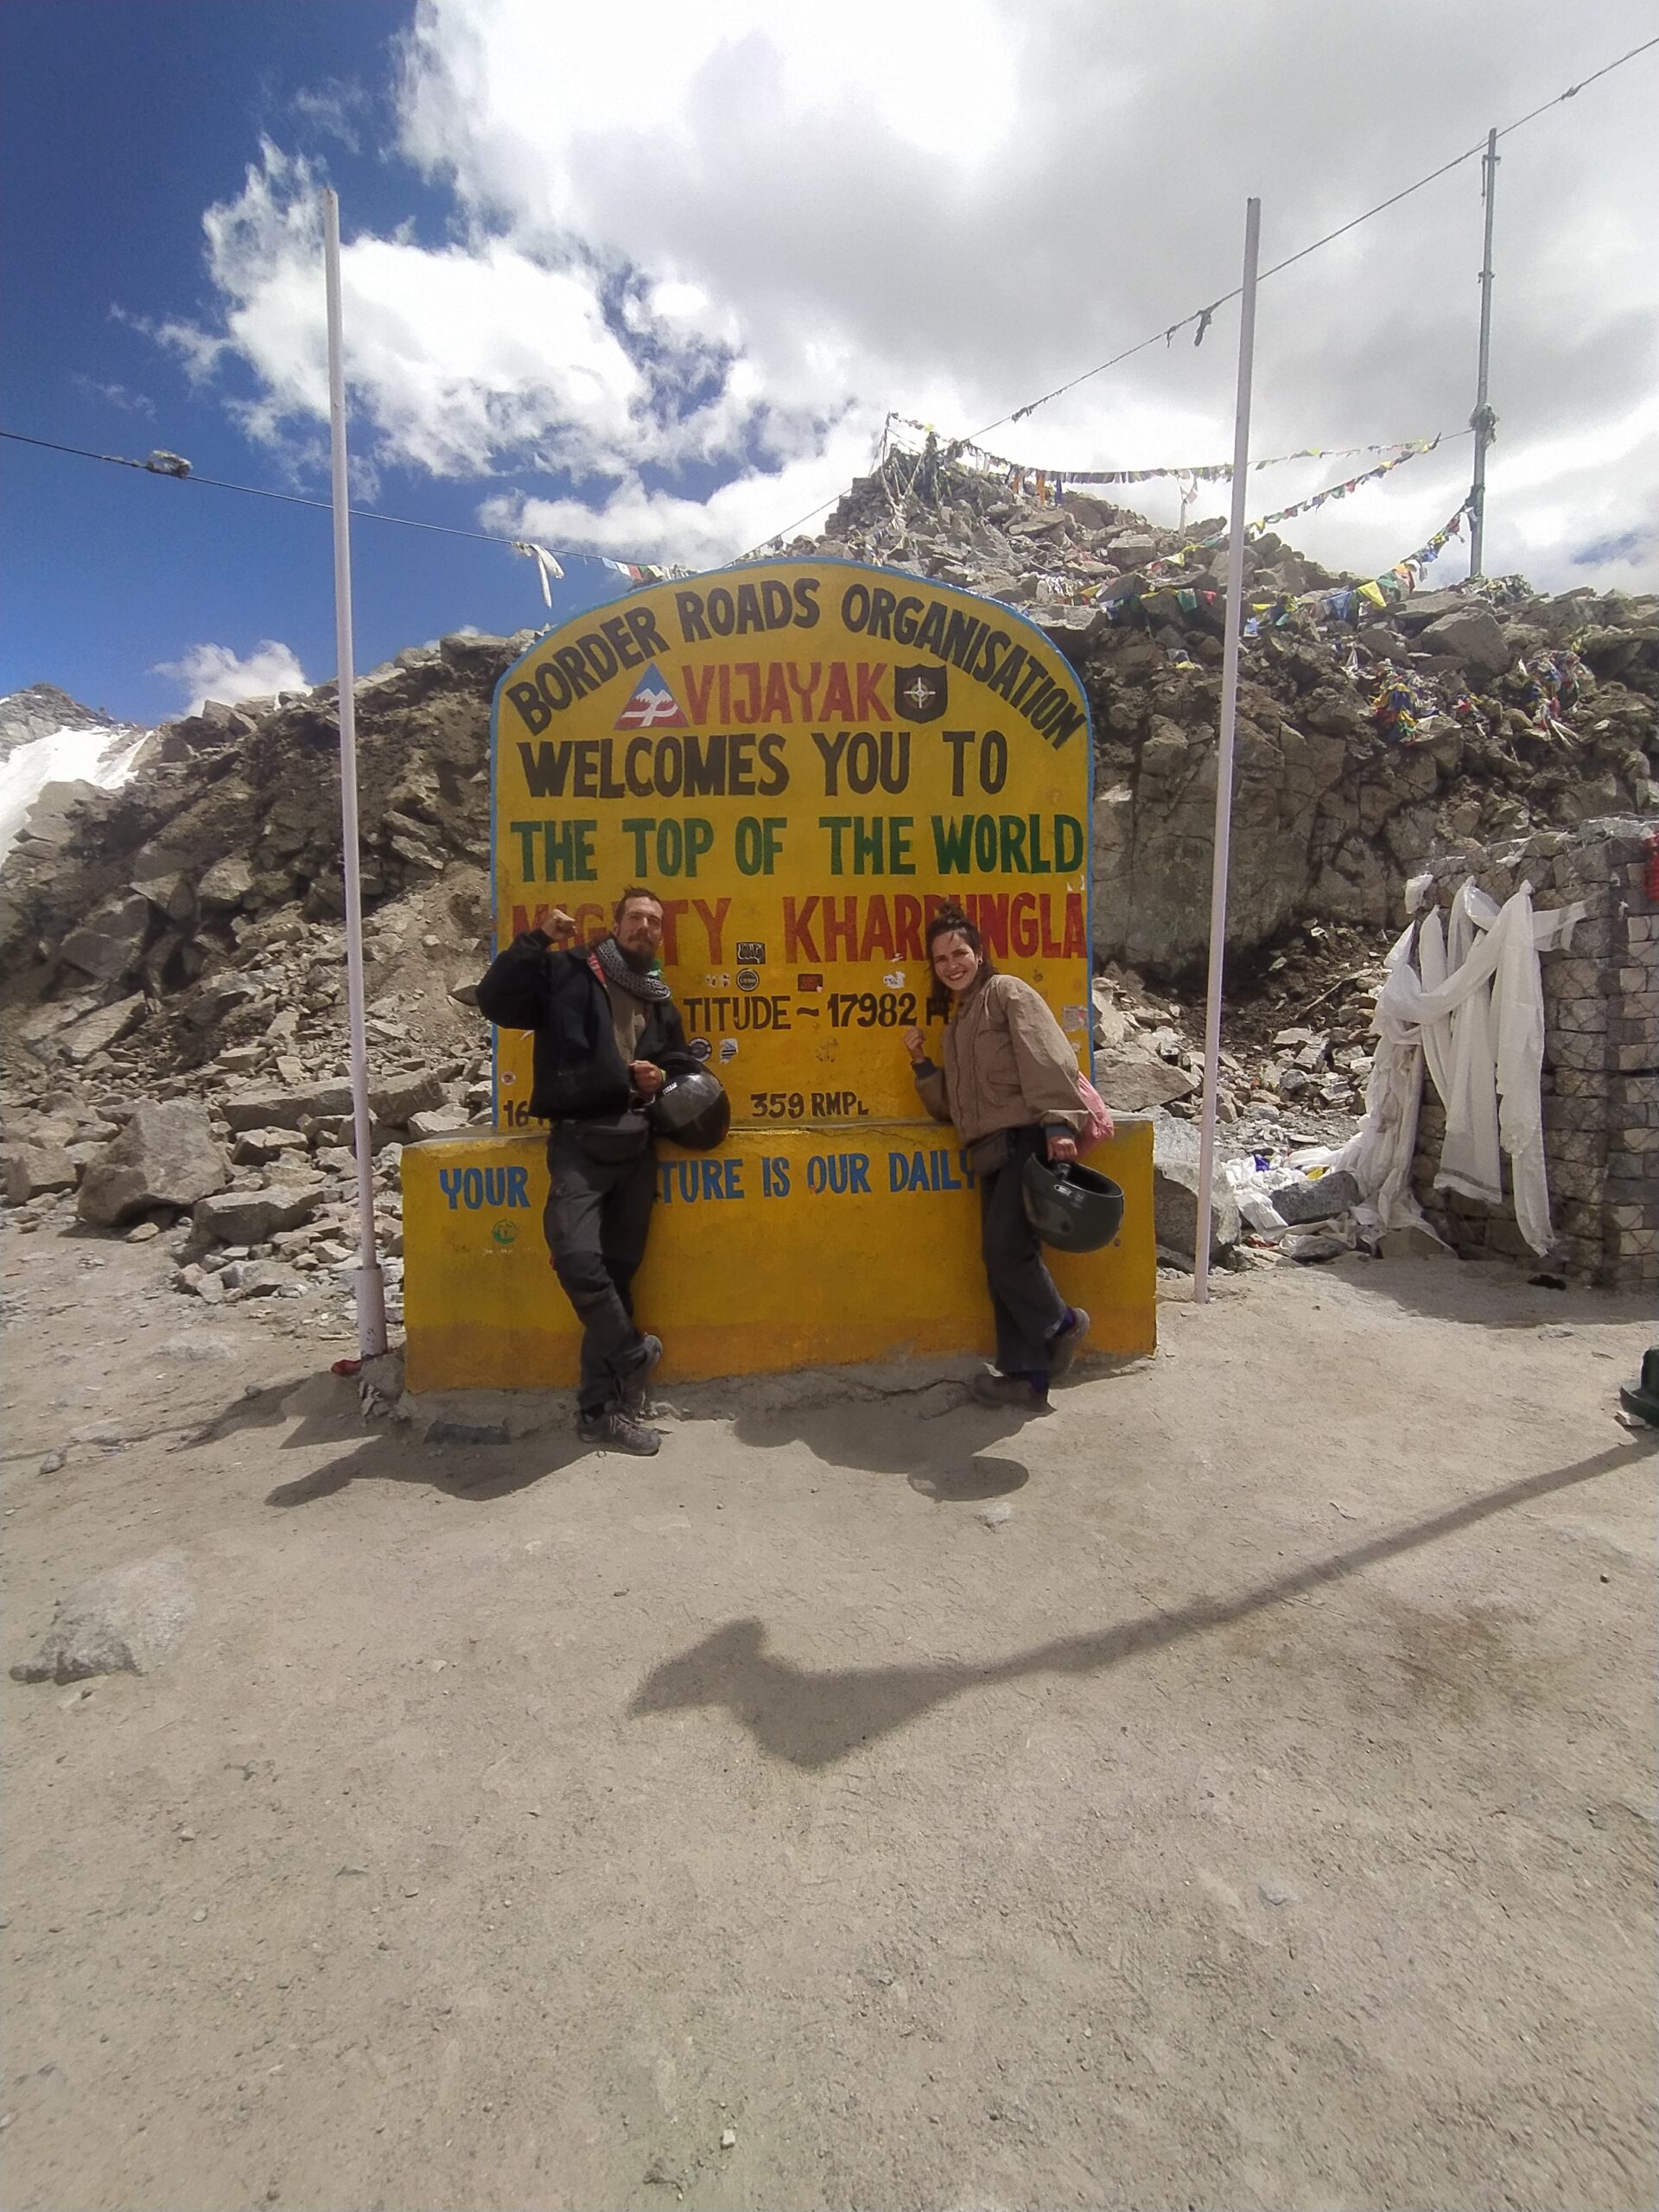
[403,1121,1155,1394]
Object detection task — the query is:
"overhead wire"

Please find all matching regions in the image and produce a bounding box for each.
[0,426,528,547]
[984,29,1659,435]
[736,29,1659,556]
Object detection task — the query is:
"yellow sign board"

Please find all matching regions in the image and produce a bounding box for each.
[490,562,1093,1128]
[403,1123,1156,1391]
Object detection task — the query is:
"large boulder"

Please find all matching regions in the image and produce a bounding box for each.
[196,854,255,909]
[221,1079,354,1132]
[1094,1058,1199,1112]
[10,1550,195,1684]
[1145,1108,1240,1267]
[77,1100,229,1226]
[190,1179,324,1245]
[59,992,146,1065]
[1,1139,78,1202]
[1415,607,1511,680]
[368,1071,447,1124]
[59,890,153,982]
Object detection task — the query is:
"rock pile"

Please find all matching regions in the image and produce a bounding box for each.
[794,455,1658,979]
[2,861,500,1336]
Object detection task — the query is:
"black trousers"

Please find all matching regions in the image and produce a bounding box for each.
[543,1131,658,1418]
[978,1124,1068,1376]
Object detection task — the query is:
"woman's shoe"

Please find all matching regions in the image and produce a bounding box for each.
[969,1370,1048,1410]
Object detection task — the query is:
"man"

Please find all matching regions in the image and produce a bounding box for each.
[476,887,700,1455]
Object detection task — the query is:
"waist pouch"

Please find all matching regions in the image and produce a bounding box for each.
[563,1109,652,1163]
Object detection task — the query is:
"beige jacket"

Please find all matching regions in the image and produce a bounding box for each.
[913,971,1086,1146]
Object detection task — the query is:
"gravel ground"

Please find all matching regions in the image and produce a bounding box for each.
[3,1221,1656,2212]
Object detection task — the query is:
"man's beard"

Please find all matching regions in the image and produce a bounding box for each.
[616,938,655,975]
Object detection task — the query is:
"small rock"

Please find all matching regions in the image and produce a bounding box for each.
[1258,1876,1298,1906]
[10,1549,195,1684]
[232,1128,310,1167]
[221,1259,297,1299]
[38,1449,67,1476]
[125,1220,162,1243]
[407,1106,471,1142]
[979,1503,1014,1529]
[1273,1170,1360,1225]
[1281,1230,1347,1264]
[720,2129,737,2150]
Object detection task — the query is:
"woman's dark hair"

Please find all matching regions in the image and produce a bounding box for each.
[925,904,993,1017]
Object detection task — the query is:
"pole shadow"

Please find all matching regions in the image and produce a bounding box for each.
[626,1436,1655,1769]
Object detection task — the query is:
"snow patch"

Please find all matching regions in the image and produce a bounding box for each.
[0,721,149,866]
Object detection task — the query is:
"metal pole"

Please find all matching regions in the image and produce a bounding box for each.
[1469,127,1498,579]
[1193,197,1262,1306]
[323,188,388,1359]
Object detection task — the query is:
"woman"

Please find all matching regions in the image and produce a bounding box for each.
[903,906,1109,1409]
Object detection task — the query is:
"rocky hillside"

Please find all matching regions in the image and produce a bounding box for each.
[0,472,1654,1312]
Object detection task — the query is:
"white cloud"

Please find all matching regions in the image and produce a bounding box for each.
[146,139,773,485]
[289,79,370,156]
[481,414,886,565]
[71,375,156,418]
[153,639,309,716]
[150,0,1659,587]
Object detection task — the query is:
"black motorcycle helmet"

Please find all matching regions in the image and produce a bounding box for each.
[1021,1154,1125,1252]
[646,1068,731,1150]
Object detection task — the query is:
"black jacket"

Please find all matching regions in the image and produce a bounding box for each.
[475,931,700,1125]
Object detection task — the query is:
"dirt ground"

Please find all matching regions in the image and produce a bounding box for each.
[2,1221,1656,2212]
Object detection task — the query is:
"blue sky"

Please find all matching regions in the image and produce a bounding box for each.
[2,1,639,722]
[3,1,1656,728]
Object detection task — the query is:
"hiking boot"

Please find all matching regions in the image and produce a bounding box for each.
[1047,1306,1090,1382]
[620,1333,664,1414]
[577,1408,662,1456]
[969,1370,1048,1411]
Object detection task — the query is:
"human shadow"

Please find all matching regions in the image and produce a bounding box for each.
[263,1426,588,1508]
[172,1369,587,1505]
[727,1394,1034,1504]
[627,1435,1656,1768]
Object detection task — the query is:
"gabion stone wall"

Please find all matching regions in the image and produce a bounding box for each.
[1411,817,1659,1289]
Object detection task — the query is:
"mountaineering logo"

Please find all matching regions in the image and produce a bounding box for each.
[893,664,948,722]
[613,663,690,729]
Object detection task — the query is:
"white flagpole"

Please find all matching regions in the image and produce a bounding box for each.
[1193,197,1262,1306]
[322,188,388,1359]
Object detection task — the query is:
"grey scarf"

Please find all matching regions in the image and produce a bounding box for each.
[592,932,672,1002]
